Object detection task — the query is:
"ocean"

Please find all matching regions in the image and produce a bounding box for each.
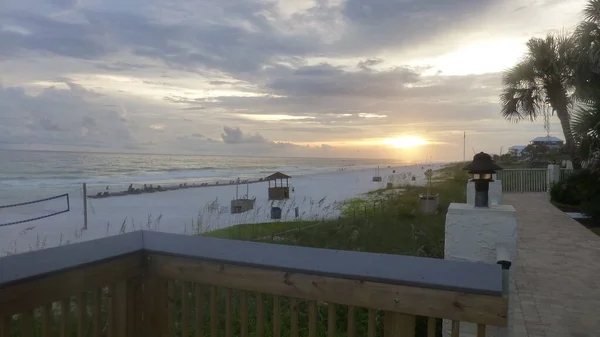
[0,150,403,205]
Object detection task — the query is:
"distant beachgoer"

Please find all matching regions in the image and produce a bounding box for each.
[128,184,134,193]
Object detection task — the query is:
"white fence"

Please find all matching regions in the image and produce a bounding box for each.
[496,169,548,192]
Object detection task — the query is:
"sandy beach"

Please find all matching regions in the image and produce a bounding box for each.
[0,163,443,255]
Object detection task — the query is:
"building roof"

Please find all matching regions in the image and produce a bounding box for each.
[509,145,527,150]
[531,136,563,142]
[264,172,291,180]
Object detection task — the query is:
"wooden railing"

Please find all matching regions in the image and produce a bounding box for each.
[0,231,508,337]
[496,168,548,192]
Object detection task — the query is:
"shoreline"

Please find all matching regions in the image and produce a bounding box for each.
[0,163,444,255]
[87,177,265,199]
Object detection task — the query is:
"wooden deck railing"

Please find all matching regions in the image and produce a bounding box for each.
[0,231,508,337]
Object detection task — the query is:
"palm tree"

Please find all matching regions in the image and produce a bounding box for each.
[500,33,581,168]
[573,0,600,101]
[572,102,600,170]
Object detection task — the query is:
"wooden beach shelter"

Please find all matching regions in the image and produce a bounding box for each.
[265,172,291,200]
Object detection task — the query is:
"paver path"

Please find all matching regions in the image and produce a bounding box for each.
[504,193,600,337]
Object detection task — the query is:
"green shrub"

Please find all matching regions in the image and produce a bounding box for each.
[550,169,600,220]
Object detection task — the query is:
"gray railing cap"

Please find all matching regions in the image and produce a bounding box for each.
[0,230,503,296]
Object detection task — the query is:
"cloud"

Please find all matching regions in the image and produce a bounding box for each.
[0,0,585,160]
[221,126,269,144]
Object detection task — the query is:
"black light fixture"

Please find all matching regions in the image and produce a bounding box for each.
[463,152,503,207]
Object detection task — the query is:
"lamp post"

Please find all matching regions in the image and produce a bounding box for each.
[463,152,503,208]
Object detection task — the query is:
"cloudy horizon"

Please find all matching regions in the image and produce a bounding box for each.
[0,0,587,162]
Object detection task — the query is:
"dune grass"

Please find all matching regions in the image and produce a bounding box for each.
[203,220,320,240]
[189,163,469,337]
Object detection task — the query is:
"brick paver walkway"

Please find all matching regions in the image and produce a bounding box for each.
[504,193,600,337]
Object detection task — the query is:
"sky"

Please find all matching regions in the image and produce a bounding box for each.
[0,0,588,162]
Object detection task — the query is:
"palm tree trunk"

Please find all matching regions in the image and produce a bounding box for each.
[556,107,582,169]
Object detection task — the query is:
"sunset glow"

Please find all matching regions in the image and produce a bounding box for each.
[382,136,428,149]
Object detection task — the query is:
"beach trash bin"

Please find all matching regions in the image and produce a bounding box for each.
[271,207,282,220]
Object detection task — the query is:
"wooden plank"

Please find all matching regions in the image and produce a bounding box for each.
[0,315,10,337]
[20,311,33,337]
[113,277,141,337]
[182,282,191,337]
[225,288,233,337]
[347,306,355,337]
[42,303,52,337]
[256,293,264,337]
[308,301,316,337]
[427,317,436,337]
[77,292,87,337]
[451,320,460,337]
[143,276,169,337]
[272,296,280,337]
[477,324,486,337]
[108,284,115,337]
[367,309,375,337]
[195,284,204,337]
[290,299,299,337]
[91,288,102,337]
[0,254,143,316]
[240,291,248,337]
[147,254,508,326]
[168,281,176,337]
[328,304,336,337]
[210,286,217,337]
[384,312,415,337]
[60,298,70,337]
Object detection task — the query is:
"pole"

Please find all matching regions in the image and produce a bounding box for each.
[83,183,88,230]
[463,131,466,163]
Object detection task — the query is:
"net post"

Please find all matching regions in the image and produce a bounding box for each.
[83,183,88,230]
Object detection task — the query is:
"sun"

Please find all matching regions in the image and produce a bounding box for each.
[382,136,428,149]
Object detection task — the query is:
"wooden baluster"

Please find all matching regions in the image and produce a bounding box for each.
[182,282,191,337]
[367,309,376,337]
[0,315,10,337]
[77,292,87,337]
[384,312,415,337]
[168,281,176,337]
[427,317,436,337]
[256,293,265,337]
[272,296,280,337]
[195,284,204,337]
[20,311,34,337]
[240,291,248,337]
[328,303,336,337]
[290,299,299,337]
[477,324,486,337]
[42,303,53,337]
[225,289,233,337]
[451,320,460,337]
[60,298,70,337]
[347,306,355,337]
[210,286,218,337]
[91,288,102,337]
[108,284,115,337]
[308,301,316,337]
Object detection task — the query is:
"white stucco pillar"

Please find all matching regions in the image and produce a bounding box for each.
[466,181,503,205]
[547,164,561,190]
[443,203,518,337]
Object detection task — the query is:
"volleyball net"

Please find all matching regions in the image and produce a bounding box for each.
[0,193,70,227]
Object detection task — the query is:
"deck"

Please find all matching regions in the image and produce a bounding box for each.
[505,193,600,337]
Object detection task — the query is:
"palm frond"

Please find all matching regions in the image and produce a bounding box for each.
[582,0,600,23]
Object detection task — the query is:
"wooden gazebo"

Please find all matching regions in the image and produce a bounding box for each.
[265,172,291,200]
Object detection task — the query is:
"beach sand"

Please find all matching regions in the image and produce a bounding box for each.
[0,163,443,255]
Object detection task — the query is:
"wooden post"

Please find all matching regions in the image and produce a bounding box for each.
[83,183,88,230]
